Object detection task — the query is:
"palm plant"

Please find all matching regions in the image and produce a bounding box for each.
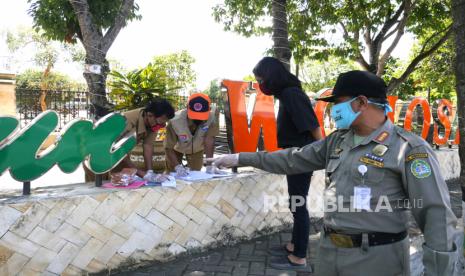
[108,51,196,110]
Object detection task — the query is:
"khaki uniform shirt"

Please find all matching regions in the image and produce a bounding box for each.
[121,108,155,145]
[240,119,457,252]
[164,107,219,154]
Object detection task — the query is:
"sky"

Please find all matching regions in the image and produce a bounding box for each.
[0,0,412,90]
[0,0,271,90]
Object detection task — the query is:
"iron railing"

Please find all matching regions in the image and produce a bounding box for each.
[16,88,90,131]
[15,89,224,130]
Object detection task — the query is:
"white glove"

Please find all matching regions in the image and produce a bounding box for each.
[205,154,239,169]
[153,174,170,183]
[206,165,228,175]
[175,164,190,177]
[143,170,156,181]
[144,170,170,183]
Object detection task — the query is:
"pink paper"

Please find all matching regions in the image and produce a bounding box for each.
[102,180,146,189]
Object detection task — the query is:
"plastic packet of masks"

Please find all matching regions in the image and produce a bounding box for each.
[110,168,137,186]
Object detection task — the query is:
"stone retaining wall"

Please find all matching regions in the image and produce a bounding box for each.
[0,173,294,275]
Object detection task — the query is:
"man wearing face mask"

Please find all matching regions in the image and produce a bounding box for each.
[84,98,175,181]
[164,93,219,176]
[207,70,459,275]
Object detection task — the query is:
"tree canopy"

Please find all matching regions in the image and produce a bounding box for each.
[213,0,452,94]
[16,69,85,90]
[27,0,141,118]
[298,57,359,93]
[27,0,141,44]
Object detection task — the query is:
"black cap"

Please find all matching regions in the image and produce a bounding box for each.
[317,70,388,103]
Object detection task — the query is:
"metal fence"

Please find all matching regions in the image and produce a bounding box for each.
[16,88,91,130]
[16,88,225,129]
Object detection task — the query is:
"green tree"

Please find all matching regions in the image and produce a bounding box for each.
[16,69,85,90]
[299,57,359,93]
[108,51,196,110]
[243,75,256,82]
[214,0,292,69]
[381,57,418,99]
[452,0,465,197]
[408,37,456,101]
[6,27,85,111]
[214,0,452,94]
[27,0,141,118]
[203,79,224,112]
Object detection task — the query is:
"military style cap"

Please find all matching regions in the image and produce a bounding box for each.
[317,70,388,103]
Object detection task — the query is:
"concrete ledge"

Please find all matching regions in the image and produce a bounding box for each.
[0,172,295,275]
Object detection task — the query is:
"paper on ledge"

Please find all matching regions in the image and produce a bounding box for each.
[171,170,233,182]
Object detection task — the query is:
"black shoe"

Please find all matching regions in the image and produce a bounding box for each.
[269,255,312,272]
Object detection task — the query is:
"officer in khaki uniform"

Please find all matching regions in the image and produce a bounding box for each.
[164,93,219,175]
[209,71,459,275]
[85,99,175,181]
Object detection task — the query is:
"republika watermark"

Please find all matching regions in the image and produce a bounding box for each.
[263,195,423,213]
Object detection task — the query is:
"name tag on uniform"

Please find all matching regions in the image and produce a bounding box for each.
[354,186,371,211]
[201,125,209,132]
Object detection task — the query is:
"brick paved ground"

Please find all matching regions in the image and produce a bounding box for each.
[109,179,462,276]
[111,230,319,276]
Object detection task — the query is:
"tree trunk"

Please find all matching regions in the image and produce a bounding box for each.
[82,51,111,118]
[272,0,291,71]
[39,62,53,112]
[452,0,465,199]
[69,0,134,119]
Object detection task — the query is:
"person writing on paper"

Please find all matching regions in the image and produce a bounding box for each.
[85,98,175,182]
[164,93,220,176]
[207,70,459,275]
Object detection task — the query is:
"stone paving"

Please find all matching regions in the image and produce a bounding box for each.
[110,230,319,276]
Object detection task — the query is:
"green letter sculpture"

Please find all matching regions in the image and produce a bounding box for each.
[0,111,136,182]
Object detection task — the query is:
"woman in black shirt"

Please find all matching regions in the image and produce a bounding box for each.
[253,57,322,271]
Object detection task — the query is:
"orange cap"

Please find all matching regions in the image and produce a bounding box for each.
[187,93,211,120]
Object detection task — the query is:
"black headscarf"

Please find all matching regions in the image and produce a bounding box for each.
[252,57,301,96]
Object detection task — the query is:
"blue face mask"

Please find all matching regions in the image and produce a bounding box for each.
[331,98,393,129]
[331,98,360,129]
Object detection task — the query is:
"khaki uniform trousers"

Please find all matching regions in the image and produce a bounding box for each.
[317,228,410,276]
[164,150,204,173]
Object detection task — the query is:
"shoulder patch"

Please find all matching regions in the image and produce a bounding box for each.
[410,159,431,178]
[406,153,428,162]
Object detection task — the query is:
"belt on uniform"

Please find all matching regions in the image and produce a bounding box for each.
[324,225,407,248]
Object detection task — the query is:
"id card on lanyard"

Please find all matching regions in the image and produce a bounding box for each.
[354,164,371,211]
